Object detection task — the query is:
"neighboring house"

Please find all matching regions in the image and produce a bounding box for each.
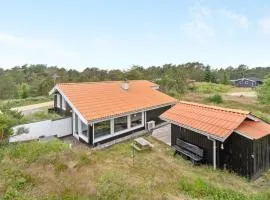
[160,101,270,179]
[231,77,263,88]
[49,80,177,145]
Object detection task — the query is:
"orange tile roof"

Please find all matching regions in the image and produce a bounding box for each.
[160,102,249,140]
[235,120,270,139]
[57,80,177,122]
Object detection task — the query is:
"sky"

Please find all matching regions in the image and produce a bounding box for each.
[0,0,270,71]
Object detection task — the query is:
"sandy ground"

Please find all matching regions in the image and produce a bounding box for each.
[227,91,257,97]
[11,101,54,115]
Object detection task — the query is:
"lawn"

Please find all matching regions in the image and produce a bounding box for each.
[0,96,52,109]
[181,84,270,123]
[0,137,269,200]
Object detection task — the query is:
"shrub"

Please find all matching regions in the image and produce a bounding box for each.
[7,140,68,163]
[257,75,270,104]
[195,82,231,94]
[179,177,270,200]
[179,178,246,200]
[206,94,223,104]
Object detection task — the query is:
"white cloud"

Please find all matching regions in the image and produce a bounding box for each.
[182,5,214,44]
[259,17,270,35]
[220,10,249,29]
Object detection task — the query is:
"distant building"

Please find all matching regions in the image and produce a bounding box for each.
[231,77,263,88]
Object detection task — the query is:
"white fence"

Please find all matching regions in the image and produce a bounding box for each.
[9,117,72,143]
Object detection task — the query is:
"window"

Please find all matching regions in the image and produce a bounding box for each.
[131,112,142,127]
[114,116,128,132]
[81,122,88,137]
[94,120,110,139]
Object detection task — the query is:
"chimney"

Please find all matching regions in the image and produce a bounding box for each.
[121,80,129,90]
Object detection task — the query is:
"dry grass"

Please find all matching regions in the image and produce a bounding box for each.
[0,137,269,199]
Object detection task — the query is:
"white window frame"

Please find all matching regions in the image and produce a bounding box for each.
[93,112,144,143]
[56,94,61,108]
[62,97,66,110]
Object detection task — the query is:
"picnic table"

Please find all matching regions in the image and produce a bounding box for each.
[131,137,154,151]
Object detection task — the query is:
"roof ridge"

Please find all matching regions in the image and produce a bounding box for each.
[57,80,151,85]
[179,101,249,115]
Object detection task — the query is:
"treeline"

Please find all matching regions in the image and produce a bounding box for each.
[0,63,269,100]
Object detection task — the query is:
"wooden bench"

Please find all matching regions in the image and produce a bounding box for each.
[173,138,203,164]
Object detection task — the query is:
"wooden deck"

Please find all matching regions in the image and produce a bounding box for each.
[152,124,171,146]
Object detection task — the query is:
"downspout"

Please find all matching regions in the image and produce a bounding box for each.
[208,136,217,170]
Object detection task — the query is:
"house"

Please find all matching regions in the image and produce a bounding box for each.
[49,80,177,145]
[231,77,263,88]
[160,102,270,179]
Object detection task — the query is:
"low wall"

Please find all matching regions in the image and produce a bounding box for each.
[9,117,72,143]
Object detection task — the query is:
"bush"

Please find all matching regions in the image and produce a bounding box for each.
[206,94,223,104]
[6,140,68,163]
[179,177,270,200]
[257,75,270,104]
[195,82,231,94]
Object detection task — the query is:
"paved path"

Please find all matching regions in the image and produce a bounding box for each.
[11,101,53,115]
[152,124,171,146]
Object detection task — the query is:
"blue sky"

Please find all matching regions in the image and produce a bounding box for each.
[0,0,270,70]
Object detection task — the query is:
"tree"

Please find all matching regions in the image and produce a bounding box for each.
[0,75,17,99]
[257,74,270,104]
[204,65,211,82]
[18,83,30,99]
[222,71,230,85]
[0,113,12,139]
[38,78,54,96]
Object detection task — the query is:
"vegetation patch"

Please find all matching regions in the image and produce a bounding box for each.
[206,93,223,104]
[0,96,52,109]
[5,140,68,163]
[179,177,270,200]
[195,82,231,94]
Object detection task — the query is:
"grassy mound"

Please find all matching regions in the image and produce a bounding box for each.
[195,82,231,94]
[206,93,223,104]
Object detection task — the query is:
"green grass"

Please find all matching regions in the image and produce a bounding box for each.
[179,177,270,200]
[0,138,269,199]
[195,82,232,94]
[19,110,61,124]
[0,96,52,109]
[206,93,223,104]
[4,139,68,163]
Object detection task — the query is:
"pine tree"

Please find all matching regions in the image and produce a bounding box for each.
[204,65,211,82]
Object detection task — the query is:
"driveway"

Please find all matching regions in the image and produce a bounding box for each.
[152,124,171,146]
[11,101,54,115]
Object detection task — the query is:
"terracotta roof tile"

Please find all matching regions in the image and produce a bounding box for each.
[57,80,177,122]
[160,102,249,140]
[235,120,270,139]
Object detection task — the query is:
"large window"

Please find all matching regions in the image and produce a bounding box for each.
[94,120,110,139]
[114,116,128,132]
[131,112,142,127]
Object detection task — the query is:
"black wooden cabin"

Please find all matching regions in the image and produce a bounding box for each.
[171,124,270,179]
[161,102,270,179]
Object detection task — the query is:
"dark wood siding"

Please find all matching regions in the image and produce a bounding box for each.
[88,125,93,145]
[221,132,254,178]
[253,135,270,179]
[146,105,172,124]
[171,124,220,166]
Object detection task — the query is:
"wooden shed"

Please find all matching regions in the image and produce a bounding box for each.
[160,102,270,179]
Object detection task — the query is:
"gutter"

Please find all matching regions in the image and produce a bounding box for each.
[207,136,217,170]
